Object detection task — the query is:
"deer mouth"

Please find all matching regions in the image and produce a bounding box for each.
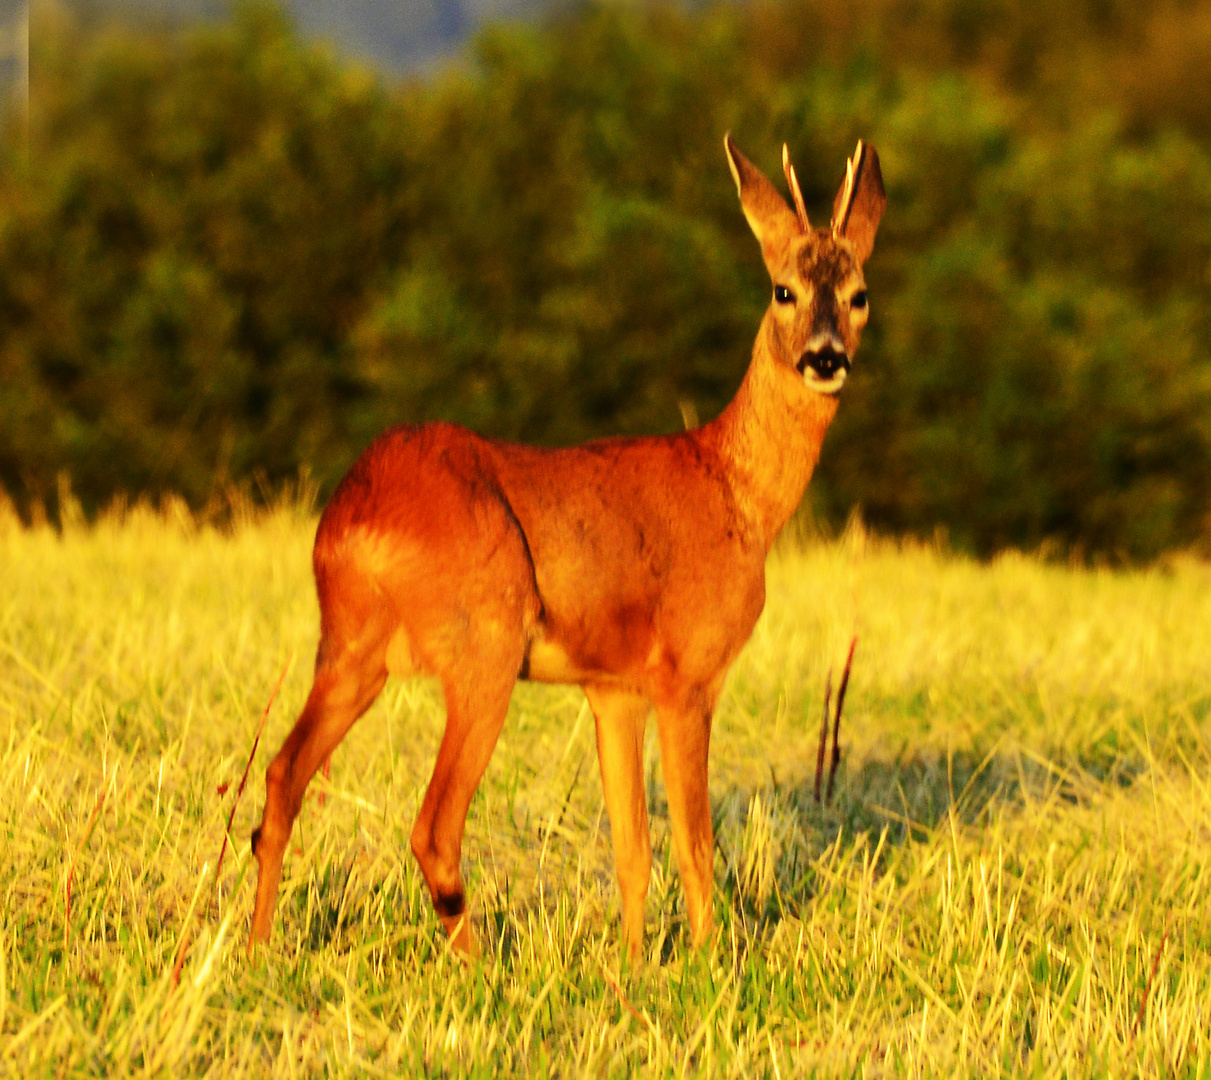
[797,347,851,393]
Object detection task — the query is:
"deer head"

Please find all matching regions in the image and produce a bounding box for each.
[725,135,886,394]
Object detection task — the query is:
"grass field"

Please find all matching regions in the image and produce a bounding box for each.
[1,495,1209,1077]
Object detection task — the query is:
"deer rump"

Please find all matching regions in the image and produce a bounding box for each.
[249,134,884,961]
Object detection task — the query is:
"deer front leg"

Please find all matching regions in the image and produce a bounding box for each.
[584,684,652,964]
[654,693,717,948]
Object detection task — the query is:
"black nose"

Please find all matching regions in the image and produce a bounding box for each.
[797,347,851,379]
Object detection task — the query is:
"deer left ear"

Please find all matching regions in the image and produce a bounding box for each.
[831,141,886,265]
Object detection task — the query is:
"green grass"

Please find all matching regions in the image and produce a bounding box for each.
[1,496,1209,1077]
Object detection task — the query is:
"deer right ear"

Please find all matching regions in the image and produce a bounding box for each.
[725,134,804,276]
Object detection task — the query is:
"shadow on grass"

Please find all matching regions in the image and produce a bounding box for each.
[706,732,1178,940]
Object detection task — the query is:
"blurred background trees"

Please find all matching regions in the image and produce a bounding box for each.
[3,0,1211,559]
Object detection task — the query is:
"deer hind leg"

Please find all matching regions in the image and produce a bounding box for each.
[249,627,390,951]
[654,689,719,948]
[584,684,652,964]
[410,626,523,956]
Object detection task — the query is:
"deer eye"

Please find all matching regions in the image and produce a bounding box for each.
[774,285,796,305]
[850,289,868,310]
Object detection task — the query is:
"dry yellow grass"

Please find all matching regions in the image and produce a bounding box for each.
[0,498,1208,1076]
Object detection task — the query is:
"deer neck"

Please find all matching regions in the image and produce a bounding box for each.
[698,313,839,551]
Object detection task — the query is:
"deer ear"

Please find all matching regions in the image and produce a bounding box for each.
[831,141,886,264]
[725,133,804,276]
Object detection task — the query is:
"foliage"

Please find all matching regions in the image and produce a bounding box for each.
[4,0,1211,556]
[2,2,415,506]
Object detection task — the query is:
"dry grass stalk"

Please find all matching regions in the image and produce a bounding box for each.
[169,655,292,988]
[1131,929,1169,1041]
[63,782,108,949]
[815,636,857,805]
[815,671,832,803]
[827,636,857,803]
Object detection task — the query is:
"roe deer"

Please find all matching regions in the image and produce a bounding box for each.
[249,135,885,960]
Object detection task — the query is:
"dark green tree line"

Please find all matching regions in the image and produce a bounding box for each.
[3,0,1211,557]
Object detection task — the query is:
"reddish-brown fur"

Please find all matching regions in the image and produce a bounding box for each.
[249,136,885,959]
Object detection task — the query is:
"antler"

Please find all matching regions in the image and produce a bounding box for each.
[831,140,867,238]
[782,144,810,231]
